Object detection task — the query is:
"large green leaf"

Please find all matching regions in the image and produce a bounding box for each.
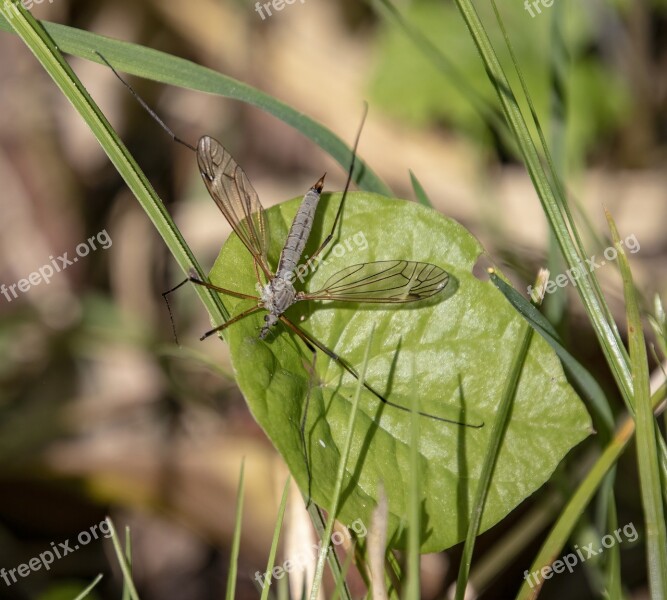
[210,192,592,552]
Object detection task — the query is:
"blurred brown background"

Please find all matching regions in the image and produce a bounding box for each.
[0,0,665,598]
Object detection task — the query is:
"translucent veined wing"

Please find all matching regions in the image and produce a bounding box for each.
[197,136,272,277]
[302,260,450,303]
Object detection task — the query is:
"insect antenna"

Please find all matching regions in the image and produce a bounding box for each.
[304,102,368,267]
[94,51,197,153]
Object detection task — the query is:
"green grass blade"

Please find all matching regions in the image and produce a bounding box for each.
[489,272,614,440]
[122,526,132,600]
[72,573,104,600]
[0,15,389,196]
[450,0,633,407]
[408,169,433,207]
[454,280,534,600]
[604,495,622,599]
[306,504,352,600]
[0,0,229,332]
[309,327,374,600]
[105,517,141,600]
[488,0,631,399]
[543,0,567,326]
[461,492,562,594]
[606,209,667,595]
[259,475,290,600]
[226,460,245,600]
[405,380,421,599]
[516,381,666,598]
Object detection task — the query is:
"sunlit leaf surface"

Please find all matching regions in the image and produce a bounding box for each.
[209,192,592,552]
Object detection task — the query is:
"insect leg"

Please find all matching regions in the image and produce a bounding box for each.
[199,304,264,340]
[162,273,261,342]
[279,316,483,428]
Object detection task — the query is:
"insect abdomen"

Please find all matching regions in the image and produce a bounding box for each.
[276,175,325,278]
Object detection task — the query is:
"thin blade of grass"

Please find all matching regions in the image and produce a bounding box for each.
[330,540,359,600]
[516,381,666,599]
[543,0,567,327]
[489,272,613,440]
[105,517,141,600]
[309,327,375,600]
[450,0,633,409]
[606,209,667,595]
[306,503,352,600]
[408,169,433,207]
[486,0,631,401]
[454,270,534,599]
[404,375,421,599]
[0,0,229,332]
[604,495,622,599]
[456,492,561,595]
[226,459,245,600]
[73,573,104,600]
[122,526,132,600]
[259,475,291,600]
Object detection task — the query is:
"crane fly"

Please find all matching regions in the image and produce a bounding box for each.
[96,52,483,492]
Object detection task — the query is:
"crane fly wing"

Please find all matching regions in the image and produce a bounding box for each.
[302,260,450,303]
[197,136,271,277]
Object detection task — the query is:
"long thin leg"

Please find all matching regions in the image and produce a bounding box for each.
[279,316,483,428]
[200,304,264,340]
[162,275,261,344]
[184,274,260,301]
[305,103,368,266]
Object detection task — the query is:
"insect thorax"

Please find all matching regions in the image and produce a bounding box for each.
[259,276,297,337]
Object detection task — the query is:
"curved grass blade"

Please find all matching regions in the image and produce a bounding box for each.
[450,0,633,408]
[0,14,389,196]
[122,525,132,600]
[606,209,667,596]
[408,169,433,208]
[73,574,104,600]
[226,460,245,600]
[454,276,534,600]
[309,328,373,600]
[259,475,291,600]
[105,517,141,600]
[516,381,667,599]
[489,272,614,441]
